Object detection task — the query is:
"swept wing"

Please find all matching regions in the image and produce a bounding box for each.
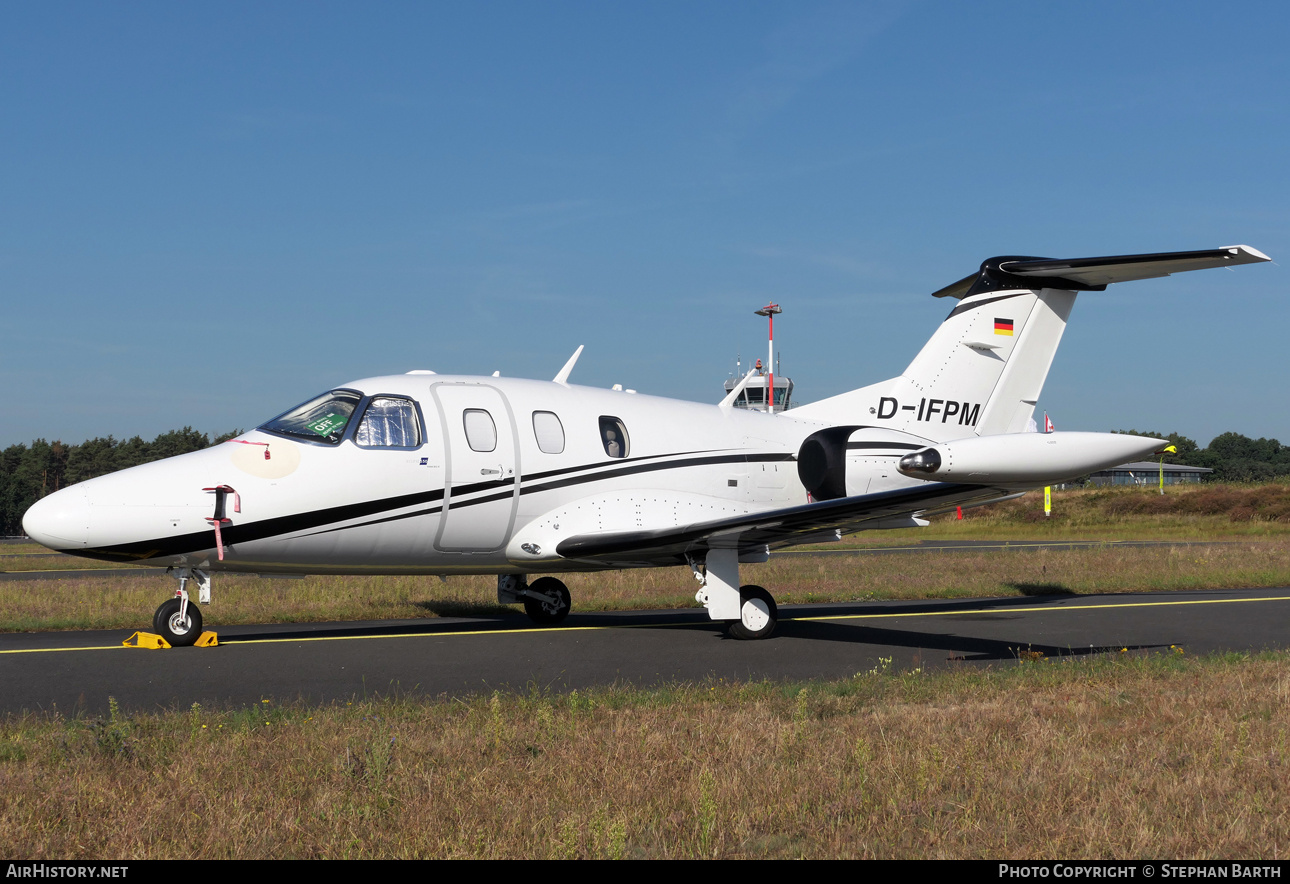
[554,481,1012,568]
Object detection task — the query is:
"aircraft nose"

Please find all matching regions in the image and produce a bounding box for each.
[22,489,95,549]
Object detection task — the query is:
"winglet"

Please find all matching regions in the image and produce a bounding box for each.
[1225,244,1271,262]
[719,369,758,408]
[553,345,585,385]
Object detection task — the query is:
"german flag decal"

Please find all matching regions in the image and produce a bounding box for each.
[994,318,1014,336]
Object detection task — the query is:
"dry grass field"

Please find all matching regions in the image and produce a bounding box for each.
[2,539,1289,633]
[867,481,1290,542]
[2,651,1287,858]
[0,543,133,571]
[4,482,1289,858]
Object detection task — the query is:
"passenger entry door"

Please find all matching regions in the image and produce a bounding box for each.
[431,383,520,551]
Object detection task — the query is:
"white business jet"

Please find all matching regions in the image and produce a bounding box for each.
[23,246,1270,644]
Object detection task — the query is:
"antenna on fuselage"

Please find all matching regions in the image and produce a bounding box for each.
[553,345,585,385]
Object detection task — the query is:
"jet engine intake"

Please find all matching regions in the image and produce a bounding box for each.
[796,426,863,501]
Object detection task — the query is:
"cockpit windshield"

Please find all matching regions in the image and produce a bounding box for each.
[259,390,362,445]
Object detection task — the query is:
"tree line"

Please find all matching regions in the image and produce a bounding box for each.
[1,428,239,536]
[2,426,1287,537]
[1111,430,1290,483]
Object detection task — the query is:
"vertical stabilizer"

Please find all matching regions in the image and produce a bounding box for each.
[793,286,1076,442]
[880,285,1075,440]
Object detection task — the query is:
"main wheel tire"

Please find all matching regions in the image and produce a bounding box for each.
[153,598,203,647]
[524,577,571,625]
[728,584,777,640]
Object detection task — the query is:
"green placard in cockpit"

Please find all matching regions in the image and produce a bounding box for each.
[305,413,348,437]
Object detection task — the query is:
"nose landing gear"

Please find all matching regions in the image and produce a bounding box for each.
[153,596,203,647]
[149,567,212,648]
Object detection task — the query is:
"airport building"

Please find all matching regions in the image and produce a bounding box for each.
[722,368,794,412]
[1088,461,1212,486]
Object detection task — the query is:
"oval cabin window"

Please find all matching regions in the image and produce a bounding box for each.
[532,411,565,454]
[463,409,497,452]
[599,416,629,458]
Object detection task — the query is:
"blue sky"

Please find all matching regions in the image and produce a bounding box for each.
[2,1,1285,449]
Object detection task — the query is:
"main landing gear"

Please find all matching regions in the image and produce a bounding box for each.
[497,550,781,640]
[691,548,779,640]
[728,584,777,640]
[498,575,571,626]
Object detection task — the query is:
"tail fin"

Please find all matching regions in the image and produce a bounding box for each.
[792,245,1269,441]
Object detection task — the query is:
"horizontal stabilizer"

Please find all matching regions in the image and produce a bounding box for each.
[933,245,1270,299]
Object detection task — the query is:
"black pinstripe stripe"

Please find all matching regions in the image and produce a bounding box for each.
[67,450,797,559]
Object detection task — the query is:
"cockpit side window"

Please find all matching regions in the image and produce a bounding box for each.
[355,397,423,448]
[599,416,629,458]
[259,390,362,445]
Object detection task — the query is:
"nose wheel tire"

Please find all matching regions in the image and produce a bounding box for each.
[728,584,777,640]
[524,577,571,625]
[153,598,203,647]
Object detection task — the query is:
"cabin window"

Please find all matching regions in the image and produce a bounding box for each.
[259,390,362,445]
[463,409,498,452]
[599,416,629,458]
[532,411,565,454]
[355,397,422,448]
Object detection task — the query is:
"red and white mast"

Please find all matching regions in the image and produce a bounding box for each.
[754,303,782,413]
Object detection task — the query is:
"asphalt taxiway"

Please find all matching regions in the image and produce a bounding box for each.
[3,587,1288,716]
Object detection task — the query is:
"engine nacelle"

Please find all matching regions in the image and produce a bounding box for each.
[796,426,864,501]
[896,431,1167,486]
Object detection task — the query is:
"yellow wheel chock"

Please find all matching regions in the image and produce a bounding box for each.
[122,630,219,649]
[123,631,171,649]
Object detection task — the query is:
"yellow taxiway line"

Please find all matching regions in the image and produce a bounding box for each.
[0,568,146,574]
[3,592,1290,655]
[797,593,1290,622]
[776,540,1223,555]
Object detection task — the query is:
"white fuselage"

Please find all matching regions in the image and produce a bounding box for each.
[20,374,918,574]
[22,372,1176,576]
[22,373,1172,577]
